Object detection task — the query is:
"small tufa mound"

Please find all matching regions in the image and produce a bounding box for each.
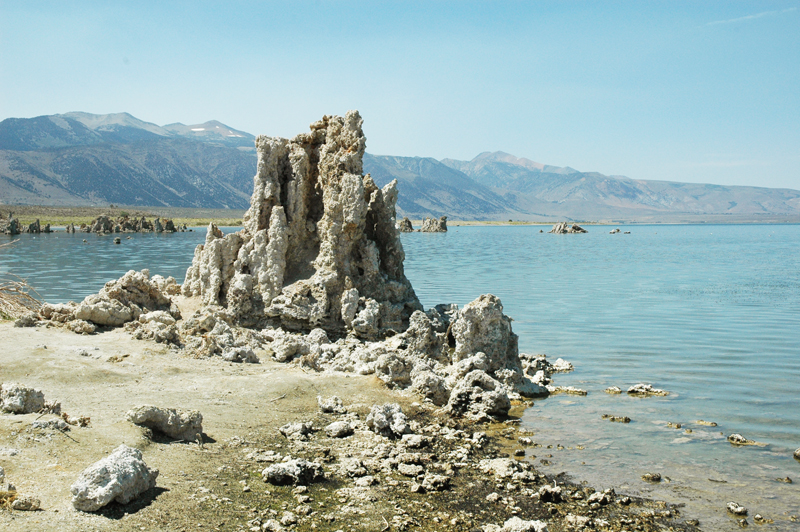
[627,383,669,397]
[317,395,346,414]
[726,502,748,516]
[126,405,203,442]
[396,217,414,232]
[604,386,622,394]
[262,459,324,485]
[727,433,756,446]
[0,383,45,414]
[71,445,159,512]
[366,403,409,438]
[221,346,259,363]
[419,216,447,232]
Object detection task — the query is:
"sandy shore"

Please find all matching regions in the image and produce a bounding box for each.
[0,296,703,532]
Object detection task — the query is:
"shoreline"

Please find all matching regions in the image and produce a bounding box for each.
[0,305,701,532]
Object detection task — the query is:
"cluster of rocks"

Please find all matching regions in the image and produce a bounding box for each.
[548,222,587,234]
[76,215,187,234]
[419,215,447,232]
[0,214,51,235]
[232,395,695,532]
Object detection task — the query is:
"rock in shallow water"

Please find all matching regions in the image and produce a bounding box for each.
[71,445,158,512]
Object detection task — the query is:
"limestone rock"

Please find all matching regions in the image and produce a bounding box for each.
[446,370,511,420]
[325,421,353,438]
[221,347,259,363]
[182,112,421,335]
[75,270,179,327]
[126,405,203,441]
[366,403,409,438]
[71,445,158,512]
[419,216,447,232]
[279,422,314,440]
[13,311,38,327]
[627,383,669,397]
[317,395,346,414]
[262,459,324,485]
[548,222,587,234]
[0,383,45,414]
[11,496,40,511]
[396,217,414,232]
[727,433,756,446]
[727,502,748,516]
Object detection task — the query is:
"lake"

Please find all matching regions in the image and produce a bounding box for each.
[2,223,799,529]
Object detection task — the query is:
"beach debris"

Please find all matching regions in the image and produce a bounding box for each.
[727,433,756,446]
[602,414,631,423]
[262,458,324,485]
[419,215,447,232]
[366,403,410,438]
[71,445,159,512]
[126,405,203,441]
[641,472,662,482]
[549,222,587,234]
[0,383,45,414]
[726,501,748,516]
[396,217,414,232]
[0,273,42,320]
[604,386,622,394]
[627,383,669,397]
[317,395,346,414]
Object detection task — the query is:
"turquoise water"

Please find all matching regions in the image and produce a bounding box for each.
[2,224,799,528]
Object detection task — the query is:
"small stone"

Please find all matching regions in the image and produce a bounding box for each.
[126,405,203,441]
[71,445,158,512]
[279,422,314,441]
[642,472,661,482]
[398,463,424,477]
[317,396,346,414]
[11,496,40,511]
[421,474,450,492]
[262,459,324,485]
[486,492,501,503]
[727,501,748,516]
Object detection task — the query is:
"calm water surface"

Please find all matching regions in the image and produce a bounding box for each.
[2,224,799,529]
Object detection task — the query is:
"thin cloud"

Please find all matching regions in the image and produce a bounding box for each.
[706,7,797,26]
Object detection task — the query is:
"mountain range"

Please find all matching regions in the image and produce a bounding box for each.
[1,112,798,222]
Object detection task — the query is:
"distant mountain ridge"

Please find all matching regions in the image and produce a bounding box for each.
[1,112,799,221]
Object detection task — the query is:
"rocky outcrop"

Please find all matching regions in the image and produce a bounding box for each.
[182,111,421,336]
[70,445,159,511]
[126,405,203,441]
[420,216,447,232]
[1,213,20,235]
[81,215,184,234]
[548,222,587,234]
[396,217,414,232]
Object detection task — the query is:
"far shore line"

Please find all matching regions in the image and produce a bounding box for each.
[2,204,799,228]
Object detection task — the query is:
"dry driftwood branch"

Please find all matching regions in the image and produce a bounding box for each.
[0,272,42,319]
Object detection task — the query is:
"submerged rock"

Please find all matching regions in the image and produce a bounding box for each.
[71,445,159,512]
[548,222,587,234]
[627,383,669,397]
[727,433,756,446]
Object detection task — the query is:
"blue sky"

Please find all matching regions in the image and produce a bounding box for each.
[1,1,798,189]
